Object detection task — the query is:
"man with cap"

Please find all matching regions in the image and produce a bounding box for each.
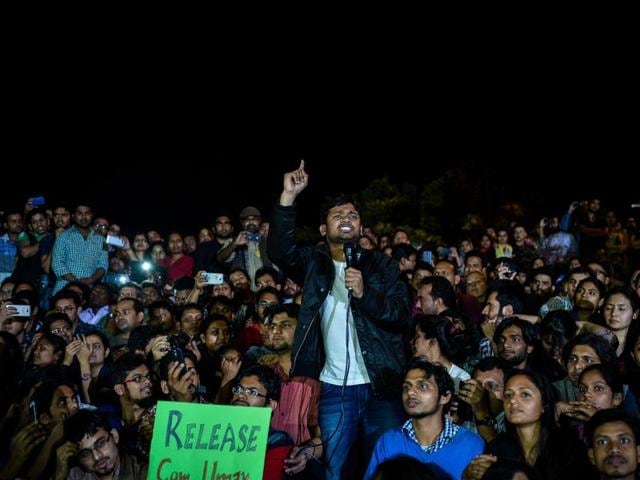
[217,205,276,290]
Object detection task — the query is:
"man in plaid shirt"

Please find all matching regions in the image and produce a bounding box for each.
[51,204,108,294]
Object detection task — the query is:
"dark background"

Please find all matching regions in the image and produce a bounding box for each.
[4,139,635,236]
[4,63,636,235]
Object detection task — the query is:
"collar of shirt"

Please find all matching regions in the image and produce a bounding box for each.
[402,416,459,454]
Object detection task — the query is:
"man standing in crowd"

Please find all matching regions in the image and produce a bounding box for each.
[51,204,108,294]
[269,161,412,479]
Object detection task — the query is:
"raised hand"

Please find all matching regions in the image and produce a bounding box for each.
[280,160,309,206]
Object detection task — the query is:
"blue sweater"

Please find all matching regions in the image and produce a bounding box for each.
[364,426,484,480]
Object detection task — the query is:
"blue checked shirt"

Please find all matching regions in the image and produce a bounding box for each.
[402,416,459,454]
[51,226,108,293]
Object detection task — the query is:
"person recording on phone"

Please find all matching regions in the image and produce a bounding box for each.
[268,161,412,479]
[217,206,276,291]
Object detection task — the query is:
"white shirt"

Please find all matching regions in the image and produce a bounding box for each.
[319,260,370,385]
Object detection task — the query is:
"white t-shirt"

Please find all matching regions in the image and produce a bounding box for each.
[319,260,370,385]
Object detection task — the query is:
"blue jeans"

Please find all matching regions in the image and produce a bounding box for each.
[319,382,405,480]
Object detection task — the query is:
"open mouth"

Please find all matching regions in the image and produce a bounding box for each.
[605,455,626,467]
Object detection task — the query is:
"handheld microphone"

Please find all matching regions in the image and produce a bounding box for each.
[344,242,356,294]
[344,242,355,270]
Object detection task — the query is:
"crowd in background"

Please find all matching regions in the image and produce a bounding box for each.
[0,188,639,480]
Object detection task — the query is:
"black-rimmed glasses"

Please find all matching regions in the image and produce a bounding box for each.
[77,432,112,461]
[232,385,268,399]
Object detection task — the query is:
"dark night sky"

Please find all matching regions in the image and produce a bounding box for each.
[4,74,636,235]
[4,139,635,237]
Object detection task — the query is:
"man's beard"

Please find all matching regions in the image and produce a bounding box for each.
[501,350,527,367]
[138,396,156,410]
[271,343,291,354]
[408,403,440,419]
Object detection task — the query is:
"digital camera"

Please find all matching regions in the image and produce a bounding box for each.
[245,232,261,242]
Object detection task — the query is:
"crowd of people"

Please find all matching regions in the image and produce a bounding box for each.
[0,162,639,479]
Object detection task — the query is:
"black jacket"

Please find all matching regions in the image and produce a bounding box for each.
[268,204,411,398]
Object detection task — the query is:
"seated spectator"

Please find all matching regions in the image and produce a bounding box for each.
[230,365,293,480]
[585,409,639,480]
[54,409,147,479]
[365,359,484,480]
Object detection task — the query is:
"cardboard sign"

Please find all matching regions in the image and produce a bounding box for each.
[148,401,271,480]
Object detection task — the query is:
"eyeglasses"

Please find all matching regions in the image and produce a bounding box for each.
[56,305,76,313]
[232,385,268,399]
[122,373,152,385]
[77,433,112,461]
[258,301,278,307]
[50,326,72,335]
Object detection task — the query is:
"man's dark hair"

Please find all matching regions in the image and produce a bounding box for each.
[265,303,300,325]
[405,358,454,414]
[236,364,281,402]
[52,289,82,308]
[320,194,361,225]
[111,353,149,385]
[255,266,282,285]
[256,286,282,304]
[25,207,47,226]
[561,333,617,369]
[201,314,231,334]
[32,379,77,418]
[531,266,555,284]
[127,325,164,354]
[540,310,578,348]
[149,300,175,316]
[472,356,505,377]
[63,282,92,304]
[414,315,472,366]
[486,282,525,314]
[116,296,144,315]
[118,281,141,293]
[391,244,418,263]
[85,329,111,352]
[178,302,204,320]
[43,312,73,332]
[140,280,161,294]
[419,277,457,309]
[464,250,485,267]
[65,410,112,443]
[493,317,538,347]
[585,409,639,448]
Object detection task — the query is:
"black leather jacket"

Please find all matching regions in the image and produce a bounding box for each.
[268,204,411,398]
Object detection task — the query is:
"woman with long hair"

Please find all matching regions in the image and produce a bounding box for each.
[464,370,591,479]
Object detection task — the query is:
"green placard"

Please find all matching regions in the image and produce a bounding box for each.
[148,401,271,480]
